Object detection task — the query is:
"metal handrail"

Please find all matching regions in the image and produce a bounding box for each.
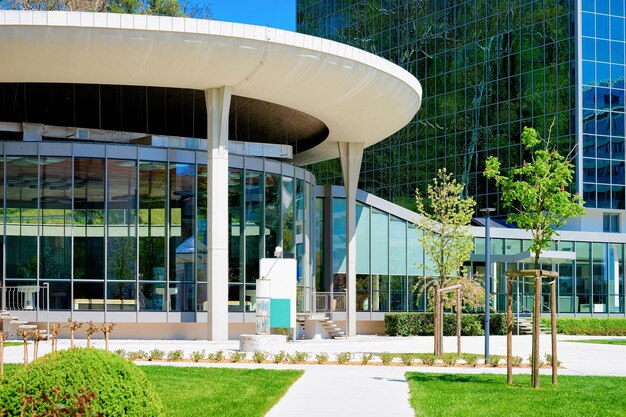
[1,284,50,334]
[315,291,346,312]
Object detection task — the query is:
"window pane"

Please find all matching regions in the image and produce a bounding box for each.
[73,158,105,280]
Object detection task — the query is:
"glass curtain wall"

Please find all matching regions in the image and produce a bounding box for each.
[0,144,315,315]
[324,195,625,316]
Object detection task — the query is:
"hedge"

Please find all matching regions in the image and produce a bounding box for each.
[384,313,507,336]
[540,318,626,336]
[0,348,164,417]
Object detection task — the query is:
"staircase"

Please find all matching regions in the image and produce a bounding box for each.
[514,316,549,335]
[1,310,47,338]
[320,319,346,339]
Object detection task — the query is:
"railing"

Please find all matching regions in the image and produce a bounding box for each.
[315,291,346,312]
[1,284,49,333]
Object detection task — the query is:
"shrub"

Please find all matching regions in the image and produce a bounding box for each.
[148,349,165,361]
[442,355,457,367]
[361,353,373,365]
[315,353,329,364]
[511,356,523,367]
[385,313,504,336]
[541,318,626,336]
[273,351,287,363]
[335,352,352,364]
[290,351,309,364]
[418,354,436,366]
[229,352,246,363]
[252,351,268,363]
[379,352,395,365]
[544,354,562,367]
[113,349,126,358]
[190,350,205,363]
[167,350,184,361]
[464,354,478,367]
[214,350,224,362]
[0,348,163,417]
[127,351,146,361]
[400,353,414,366]
[488,355,502,367]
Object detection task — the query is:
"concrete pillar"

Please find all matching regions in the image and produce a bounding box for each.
[338,142,364,337]
[206,86,232,341]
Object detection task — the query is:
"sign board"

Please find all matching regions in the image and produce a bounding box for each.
[259,258,297,329]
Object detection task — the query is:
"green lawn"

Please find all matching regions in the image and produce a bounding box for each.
[2,364,301,417]
[406,373,626,417]
[566,339,626,346]
[2,342,22,347]
[143,366,302,417]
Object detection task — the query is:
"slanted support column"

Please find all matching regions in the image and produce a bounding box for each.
[338,142,364,338]
[206,86,232,341]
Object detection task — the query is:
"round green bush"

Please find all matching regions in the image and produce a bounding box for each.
[0,348,164,417]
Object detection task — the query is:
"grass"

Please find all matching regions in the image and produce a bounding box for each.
[406,373,626,417]
[2,342,22,347]
[566,339,626,346]
[1,364,301,417]
[143,366,302,417]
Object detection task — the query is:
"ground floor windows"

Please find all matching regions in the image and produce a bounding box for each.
[0,142,315,314]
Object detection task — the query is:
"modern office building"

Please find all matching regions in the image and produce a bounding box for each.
[299,1,626,322]
[0,10,421,338]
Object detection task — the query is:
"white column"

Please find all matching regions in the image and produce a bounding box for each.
[338,142,364,337]
[206,86,232,341]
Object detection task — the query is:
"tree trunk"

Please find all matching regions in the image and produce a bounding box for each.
[434,283,440,356]
[87,335,91,348]
[0,337,4,378]
[532,272,541,389]
[550,278,558,385]
[33,339,38,360]
[70,329,74,349]
[23,337,28,366]
[507,279,513,385]
[456,289,461,355]
[105,333,110,352]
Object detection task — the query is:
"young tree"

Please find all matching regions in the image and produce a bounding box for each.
[67,319,82,349]
[415,168,481,354]
[484,125,585,269]
[484,124,585,388]
[50,323,61,353]
[415,168,479,299]
[101,322,116,352]
[85,321,99,348]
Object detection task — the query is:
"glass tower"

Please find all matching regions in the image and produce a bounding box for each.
[580,0,626,209]
[298,0,577,216]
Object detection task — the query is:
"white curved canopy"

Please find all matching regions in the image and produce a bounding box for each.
[0,11,422,165]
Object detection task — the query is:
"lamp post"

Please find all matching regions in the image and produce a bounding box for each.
[480,207,495,362]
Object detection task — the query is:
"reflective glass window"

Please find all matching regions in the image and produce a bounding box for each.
[40,157,72,280]
[138,162,167,283]
[73,158,105,280]
[356,203,370,274]
[264,174,280,258]
[282,176,294,254]
[107,159,137,281]
[389,216,406,275]
[245,171,262,283]
[371,208,389,275]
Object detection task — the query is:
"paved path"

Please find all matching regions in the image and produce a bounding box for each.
[4,335,626,416]
[265,365,413,417]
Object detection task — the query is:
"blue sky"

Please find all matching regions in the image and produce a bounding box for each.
[204,0,296,31]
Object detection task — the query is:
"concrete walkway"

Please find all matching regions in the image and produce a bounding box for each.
[4,335,626,416]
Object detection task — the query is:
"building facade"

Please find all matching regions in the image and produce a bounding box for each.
[0,10,422,338]
[298,1,626,322]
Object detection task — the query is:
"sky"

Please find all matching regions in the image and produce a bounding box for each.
[205,0,296,31]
